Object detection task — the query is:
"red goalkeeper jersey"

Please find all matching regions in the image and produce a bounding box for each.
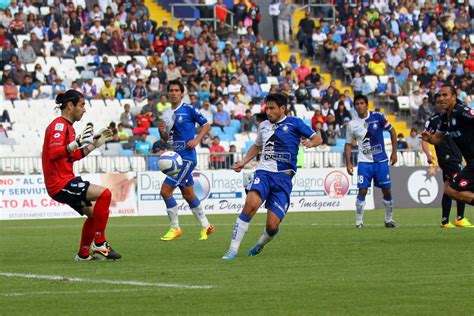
[42,117,85,196]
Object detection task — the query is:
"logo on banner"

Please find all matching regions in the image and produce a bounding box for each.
[323,171,349,198]
[192,172,211,201]
[407,169,439,204]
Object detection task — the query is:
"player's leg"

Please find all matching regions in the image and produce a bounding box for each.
[446,164,474,221]
[223,190,264,260]
[86,183,122,259]
[180,185,214,240]
[440,179,455,227]
[248,172,291,256]
[355,162,372,228]
[374,162,396,227]
[160,182,181,240]
[446,166,472,227]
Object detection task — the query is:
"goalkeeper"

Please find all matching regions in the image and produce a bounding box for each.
[42,90,121,261]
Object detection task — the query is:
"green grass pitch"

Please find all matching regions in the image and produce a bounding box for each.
[0,208,473,315]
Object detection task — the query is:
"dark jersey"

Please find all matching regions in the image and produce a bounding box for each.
[424,113,462,166]
[42,117,85,196]
[438,102,474,161]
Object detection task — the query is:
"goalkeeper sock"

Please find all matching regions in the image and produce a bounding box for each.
[383,195,394,223]
[256,227,279,247]
[356,195,365,225]
[93,189,111,244]
[229,213,251,253]
[441,194,452,224]
[79,218,94,257]
[164,197,179,229]
[189,198,210,228]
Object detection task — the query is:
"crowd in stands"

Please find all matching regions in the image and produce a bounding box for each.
[0,0,473,167]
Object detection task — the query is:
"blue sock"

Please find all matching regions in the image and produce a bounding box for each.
[383,194,392,202]
[238,212,252,223]
[357,194,366,202]
[188,197,200,209]
[164,197,177,209]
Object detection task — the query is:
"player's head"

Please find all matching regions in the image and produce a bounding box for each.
[167,79,184,106]
[55,89,86,122]
[353,94,369,117]
[264,93,288,123]
[438,84,457,113]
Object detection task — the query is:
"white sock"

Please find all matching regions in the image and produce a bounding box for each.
[229,218,250,253]
[166,206,179,229]
[256,230,274,247]
[191,205,210,228]
[356,199,365,225]
[383,199,394,222]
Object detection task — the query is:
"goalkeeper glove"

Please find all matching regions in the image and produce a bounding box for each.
[67,125,93,153]
[86,128,113,151]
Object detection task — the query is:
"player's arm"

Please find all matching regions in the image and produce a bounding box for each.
[48,125,93,161]
[388,127,398,165]
[421,139,435,164]
[158,120,169,143]
[344,142,354,175]
[233,144,262,173]
[301,132,322,148]
[187,123,210,149]
[421,131,444,145]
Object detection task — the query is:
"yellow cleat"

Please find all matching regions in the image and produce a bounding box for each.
[440,222,456,228]
[160,227,182,241]
[454,218,474,228]
[199,224,215,240]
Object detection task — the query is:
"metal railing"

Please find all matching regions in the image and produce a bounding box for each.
[170,3,235,32]
[0,150,431,175]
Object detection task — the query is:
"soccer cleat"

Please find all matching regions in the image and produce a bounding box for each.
[199,224,215,240]
[454,218,474,228]
[356,223,364,229]
[440,222,456,228]
[248,243,264,257]
[222,250,238,260]
[160,227,183,241]
[384,221,398,228]
[74,254,99,261]
[91,241,122,260]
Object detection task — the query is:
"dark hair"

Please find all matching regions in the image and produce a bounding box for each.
[265,93,288,108]
[354,94,368,104]
[440,84,456,96]
[55,89,83,110]
[167,79,185,93]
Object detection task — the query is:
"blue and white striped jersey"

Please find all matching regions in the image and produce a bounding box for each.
[346,111,392,163]
[255,116,315,173]
[162,102,209,164]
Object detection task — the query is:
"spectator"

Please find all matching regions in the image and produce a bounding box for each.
[51,35,65,57]
[210,135,225,169]
[241,109,256,133]
[368,52,386,76]
[225,144,237,169]
[131,79,147,103]
[397,133,408,150]
[28,33,45,57]
[115,79,130,100]
[52,76,66,99]
[385,76,402,112]
[100,77,115,100]
[117,123,131,146]
[19,74,38,99]
[81,77,98,100]
[213,102,231,132]
[233,95,246,120]
[339,117,351,139]
[47,21,61,41]
[295,81,313,111]
[135,132,152,155]
[326,123,338,146]
[3,77,18,100]
[120,103,136,129]
[156,95,171,117]
[406,128,421,151]
[414,97,435,128]
[98,56,115,78]
[278,0,294,45]
[334,102,351,126]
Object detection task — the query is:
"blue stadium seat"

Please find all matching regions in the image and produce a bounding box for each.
[303,119,312,128]
[223,126,238,135]
[229,119,241,132]
[149,127,159,137]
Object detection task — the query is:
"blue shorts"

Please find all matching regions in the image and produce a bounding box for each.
[164,160,195,188]
[246,170,293,220]
[357,161,391,189]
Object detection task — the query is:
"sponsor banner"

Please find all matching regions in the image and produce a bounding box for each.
[0,173,137,220]
[374,166,443,208]
[137,168,374,216]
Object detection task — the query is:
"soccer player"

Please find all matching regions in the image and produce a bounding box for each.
[344,95,398,228]
[421,93,471,228]
[222,93,322,259]
[422,85,474,211]
[158,79,214,241]
[42,90,121,261]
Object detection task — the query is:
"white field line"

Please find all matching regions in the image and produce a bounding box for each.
[0,272,213,290]
[0,288,149,297]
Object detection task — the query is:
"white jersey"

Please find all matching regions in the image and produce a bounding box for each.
[346,111,392,163]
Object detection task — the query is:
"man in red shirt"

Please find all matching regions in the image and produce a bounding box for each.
[209,136,225,169]
[42,90,121,261]
[465,52,474,74]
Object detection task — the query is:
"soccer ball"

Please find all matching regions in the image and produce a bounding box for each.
[158,151,183,176]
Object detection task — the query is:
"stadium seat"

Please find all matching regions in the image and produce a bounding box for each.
[148,127,160,137]
[118,56,132,64]
[251,104,261,114]
[267,76,279,86]
[135,55,148,67]
[146,135,158,144]
[261,83,271,93]
[364,76,379,94]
